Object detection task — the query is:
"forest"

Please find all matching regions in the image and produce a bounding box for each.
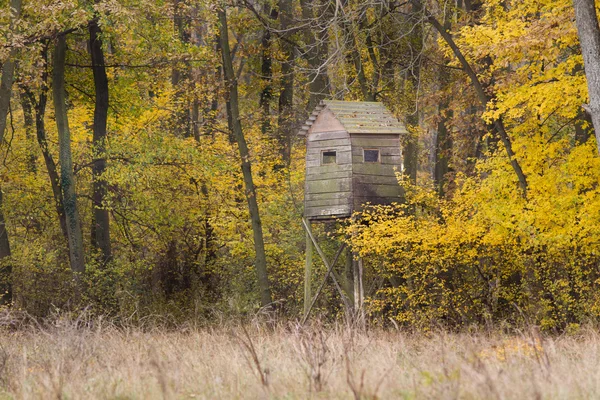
[4,0,600,397]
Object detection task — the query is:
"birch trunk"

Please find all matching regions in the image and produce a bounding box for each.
[53,35,85,274]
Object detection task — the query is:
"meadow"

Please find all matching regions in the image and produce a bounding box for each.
[0,313,598,399]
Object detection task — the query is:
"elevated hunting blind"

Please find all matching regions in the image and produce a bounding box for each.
[299,100,407,324]
[299,100,407,221]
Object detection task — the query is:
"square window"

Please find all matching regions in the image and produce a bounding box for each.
[322,150,337,164]
[364,149,380,163]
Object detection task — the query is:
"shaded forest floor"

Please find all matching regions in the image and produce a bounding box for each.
[0,316,598,399]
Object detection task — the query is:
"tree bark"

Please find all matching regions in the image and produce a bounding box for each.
[277,0,294,164]
[573,0,600,154]
[340,0,374,101]
[89,17,112,263]
[0,0,22,304]
[575,108,593,144]
[172,0,192,137]
[301,0,331,110]
[22,45,69,243]
[434,106,451,195]
[53,35,85,274]
[19,91,38,173]
[402,3,424,183]
[259,7,278,135]
[433,16,452,196]
[218,7,272,307]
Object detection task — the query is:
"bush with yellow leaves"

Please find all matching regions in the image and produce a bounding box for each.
[346,140,600,331]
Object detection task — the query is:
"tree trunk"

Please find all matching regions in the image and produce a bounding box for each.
[19,91,38,173]
[53,35,85,274]
[301,0,331,110]
[434,106,451,196]
[277,0,294,165]
[573,0,600,154]
[0,0,22,304]
[403,118,419,183]
[218,7,272,307]
[413,0,528,196]
[340,0,374,101]
[89,17,112,263]
[172,0,192,137]
[402,3,423,183]
[22,44,69,243]
[575,108,593,144]
[29,88,70,242]
[259,7,278,135]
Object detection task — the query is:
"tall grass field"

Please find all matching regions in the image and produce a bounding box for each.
[0,313,598,399]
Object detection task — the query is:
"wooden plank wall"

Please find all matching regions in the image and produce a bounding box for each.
[350,134,403,210]
[305,130,353,219]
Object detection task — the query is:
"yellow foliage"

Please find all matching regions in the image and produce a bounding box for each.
[346,138,600,330]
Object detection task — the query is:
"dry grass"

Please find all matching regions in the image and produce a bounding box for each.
[0,315,598,399]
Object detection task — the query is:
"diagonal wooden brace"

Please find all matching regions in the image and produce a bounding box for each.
[301,218,352,324]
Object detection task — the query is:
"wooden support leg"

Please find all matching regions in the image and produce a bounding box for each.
[301,218,352,320]
[301,242,346,325]
[304,224,313,316]
[358,257,365,325]
[345,247,354,308]
[353,253,360,310]
[352,254,365,327]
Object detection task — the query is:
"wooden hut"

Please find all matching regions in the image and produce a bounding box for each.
[299,100,407,221]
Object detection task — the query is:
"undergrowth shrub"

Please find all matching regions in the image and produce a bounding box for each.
[346,141,600,332]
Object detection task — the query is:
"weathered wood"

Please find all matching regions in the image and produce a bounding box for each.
[303,101,406,221]
[306,149,352,159]
[306,149,352,160]
[353,163,398,175]
[350,137,401,147]
[302,241,347,324]
[351,146,401,156]
[354,196,403,208]
[306,151,352,166]
[304,224,313,316]
[306,179,351,194]
[305,191,352,201]
[308,130,349,141]
[305,163,353,174]
[307,157,352,167]
[354,256,365,326]
[305,205,352,218]
[300,217,351,323]
[299,100,407,136]
[306,170,353,181]
[380,154,402,164]
[351,154,401,165]
[307,139,351,148]
[354,183,402,198]
[345,247,354,306]
[309,108,345,133]
[305,198,352,208]
[350,133,400,140]
[336,116,399,123]
[353,174,400,185]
